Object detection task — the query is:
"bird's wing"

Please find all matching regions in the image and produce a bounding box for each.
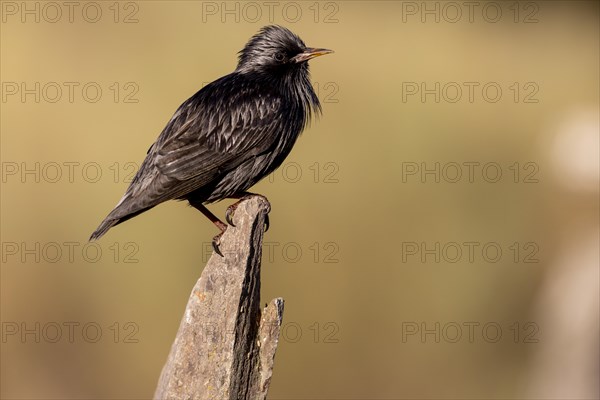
[113,74,284,215]
[155,75,283,180]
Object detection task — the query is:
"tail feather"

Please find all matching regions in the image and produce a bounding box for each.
[89,218,119,241]
[89,206,153,241]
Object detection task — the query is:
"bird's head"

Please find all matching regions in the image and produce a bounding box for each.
[236,25,333,76]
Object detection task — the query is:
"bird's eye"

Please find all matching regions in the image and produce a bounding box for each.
[273,52,286,62]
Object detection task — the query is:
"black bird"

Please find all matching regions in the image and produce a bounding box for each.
[90,25,332,254]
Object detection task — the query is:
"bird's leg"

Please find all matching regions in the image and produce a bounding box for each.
[189,200,227,257]
[225,192,269,231]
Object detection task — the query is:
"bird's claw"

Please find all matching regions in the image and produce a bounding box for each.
[226,194,270,231]
[212,232,224,257]
[225,205,237,227]
[226,204,269,232]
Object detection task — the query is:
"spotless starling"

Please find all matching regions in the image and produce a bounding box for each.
[90,25,333,254]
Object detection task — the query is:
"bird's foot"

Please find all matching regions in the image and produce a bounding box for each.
[212,231,224,257]
[225,194,270,231]
[224,203,238,227]
[211,220,228,257]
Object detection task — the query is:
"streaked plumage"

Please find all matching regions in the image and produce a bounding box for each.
[90,25,332,242]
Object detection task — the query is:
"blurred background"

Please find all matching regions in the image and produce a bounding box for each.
[1,1,598,399]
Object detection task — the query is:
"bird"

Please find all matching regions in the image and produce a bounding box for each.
[89,25,333,255]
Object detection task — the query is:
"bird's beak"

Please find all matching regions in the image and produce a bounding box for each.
[292,48,334,63]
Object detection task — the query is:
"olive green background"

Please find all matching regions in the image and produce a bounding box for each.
[1,1,598,399]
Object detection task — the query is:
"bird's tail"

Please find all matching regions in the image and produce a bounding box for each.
[89,206,153,241]
[89,217,119,241]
